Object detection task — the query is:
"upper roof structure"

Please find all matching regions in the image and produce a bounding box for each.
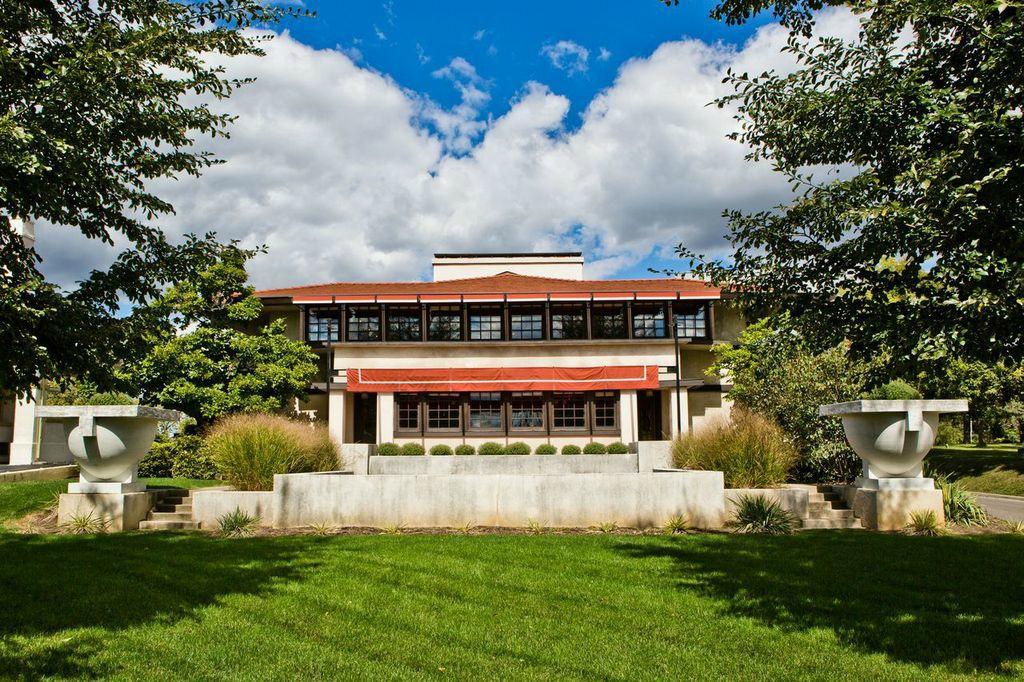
[255,271,720,304]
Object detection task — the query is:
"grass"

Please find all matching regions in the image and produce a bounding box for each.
[140,478,222,490]
[1,482,1023,678]
[929,443,1024,496]
[0,480,67,526]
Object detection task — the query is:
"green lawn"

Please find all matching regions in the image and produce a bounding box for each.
[1,483,1023,679]
[930,443,1024,496]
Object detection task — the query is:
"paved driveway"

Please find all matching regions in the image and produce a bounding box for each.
[973,492,1024,523]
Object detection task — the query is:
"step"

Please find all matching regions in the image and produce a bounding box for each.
[138,519,199,531]
[800,517,864,530]
[148,512,194,523]
[806,508,855,520]
[153,503,192,513]
[807,500,845,513]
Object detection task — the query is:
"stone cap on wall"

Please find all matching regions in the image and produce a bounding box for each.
[819,399,969,416]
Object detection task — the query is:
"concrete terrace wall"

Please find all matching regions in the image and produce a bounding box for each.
[369,454,639,475]
[192,490,275,529]
[725,487,809,519]
[272,470,725,529]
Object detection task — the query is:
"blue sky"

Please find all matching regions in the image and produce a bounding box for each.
[41,2,856,288]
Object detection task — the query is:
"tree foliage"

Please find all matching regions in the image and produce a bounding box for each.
[677,0,1024,371]
[122,245,318,427]
[0,0,307,396]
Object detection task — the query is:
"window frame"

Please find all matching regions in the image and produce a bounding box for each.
[590,303,628,339]
[425,393,462,433]
[345,305,382,342]
[467,305,504,341]
[549,391,589,432]
[395,393,422,434]
[673,302,710,341]
[305,307,341,343]
[466,391,504,434]
[427,304,463,341]
[631,303,667,339]
[386,305,422,342]
[591,391,619,433]
[550,304,587,340]
[508,306,545,341]
[508,391,546,433]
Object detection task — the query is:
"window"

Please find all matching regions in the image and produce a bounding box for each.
[468,306,503,340]
[468,392,503,431]
[674,303,709,339]
[306,308,340,342]
[593,391,618,430]
[509,307,544,340]
[396,394,420,431]
[632,304,666,338]
[510,392,544,431]
[591,304,627,339]
[387,306,421,341]
[346,306,381,341]
[551,305,586,340]
[426,394,460,431]
[428,305,462,341]
[551,392,587,430]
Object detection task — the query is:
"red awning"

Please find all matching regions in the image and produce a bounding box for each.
[347,366,659,393]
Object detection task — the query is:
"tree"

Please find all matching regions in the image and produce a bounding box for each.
[122,245,318,427]
[1,0,307,396]
[925,359,1024,445]
[677,0,1023,373]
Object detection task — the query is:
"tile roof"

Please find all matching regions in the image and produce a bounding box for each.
[255,271,720,301]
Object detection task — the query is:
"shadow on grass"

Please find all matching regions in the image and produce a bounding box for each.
[0,532,319,678]
[615,533,1024,675]
[930,445,1024,478]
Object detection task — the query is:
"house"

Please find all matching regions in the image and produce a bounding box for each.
[256,252,742,451]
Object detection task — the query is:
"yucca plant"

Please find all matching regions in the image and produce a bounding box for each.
[729,495,795,535]
[663,514,691,535]
[218,508,260,537]
[381,523,405,535]
[526,519,545,535]
[936,475,988,526]
[1009,521,1024,535]
[906,510,944,536]
[61,513,107,535]
[308,521,336,536]
[597,521,618,534]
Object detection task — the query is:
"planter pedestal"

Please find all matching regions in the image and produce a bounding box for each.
[35,405,183,530]
[820,399,968,530]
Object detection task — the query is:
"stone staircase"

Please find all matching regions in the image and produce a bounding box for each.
[801,485,863,530]
[139,488,198,531]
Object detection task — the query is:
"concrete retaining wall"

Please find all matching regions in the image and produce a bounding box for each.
[58,490,155,531]
[0,464,77,483]
[192,490,275,529]
[637,441,673,472]
[725,487,809,520]
[368,454,639,475]
[271,470,725,529]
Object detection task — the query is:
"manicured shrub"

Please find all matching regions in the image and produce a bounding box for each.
[454,444,475,456]
[505,442,531,456]
[672,409,797,488]
[400,442,425,456]
[170,436,217,479]
[478,442,504,456]
[206,413,338,491]
[936,475,988,526]
[535,444,557,455]
[561,444,582,455]
[429,444,454,456]
[583,442,607,455]
[936,421,964,447]
[376,442,401,456]
[606,441,629,454]
[906,510,944,536]
[866,379,922,400]
[139,440,174,478]
[793,441,860,484]
[728,494,795,535]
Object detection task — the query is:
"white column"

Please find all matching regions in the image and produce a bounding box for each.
[619,390,638,444]
[9,390,40,465]
[668,387,690,439]
[377,393,394,443]
[327,390,347,446]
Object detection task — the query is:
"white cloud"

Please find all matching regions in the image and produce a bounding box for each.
[415,43,430,65]
[541,40,590,75]
[598,47,612,61]
[473,29,487,41]
[34,10,861,290]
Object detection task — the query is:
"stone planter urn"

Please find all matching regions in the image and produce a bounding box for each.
[35,405,183,493]
[818,399,968,530]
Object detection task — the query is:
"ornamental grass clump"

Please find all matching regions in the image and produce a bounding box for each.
[906,510,944,536]
[936,475,988,526]
[671,409,796,488]
[206,413,338,491]
[728,495,795,535]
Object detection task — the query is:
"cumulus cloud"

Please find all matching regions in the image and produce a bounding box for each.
[34,10,860,289]
[541,40,590,75]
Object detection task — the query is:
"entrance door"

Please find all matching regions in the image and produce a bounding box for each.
[353,393,377,444]
[637,390,662,441]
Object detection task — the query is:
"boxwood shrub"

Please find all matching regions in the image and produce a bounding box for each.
[479,442,505,456]
[429,444,454,456]
[535,444,557,455]
[376,442,401,456]
[505,442,531,455]
[606,441,629,454]
[454,444,476,456]
[583,442,608,455]
[400,442,426,456]
[561,444,582,455]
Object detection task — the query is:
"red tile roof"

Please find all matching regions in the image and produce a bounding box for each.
[255,272,720,302]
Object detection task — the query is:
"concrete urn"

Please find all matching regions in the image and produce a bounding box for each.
[818,400,968,481]
[35,405,183,493]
